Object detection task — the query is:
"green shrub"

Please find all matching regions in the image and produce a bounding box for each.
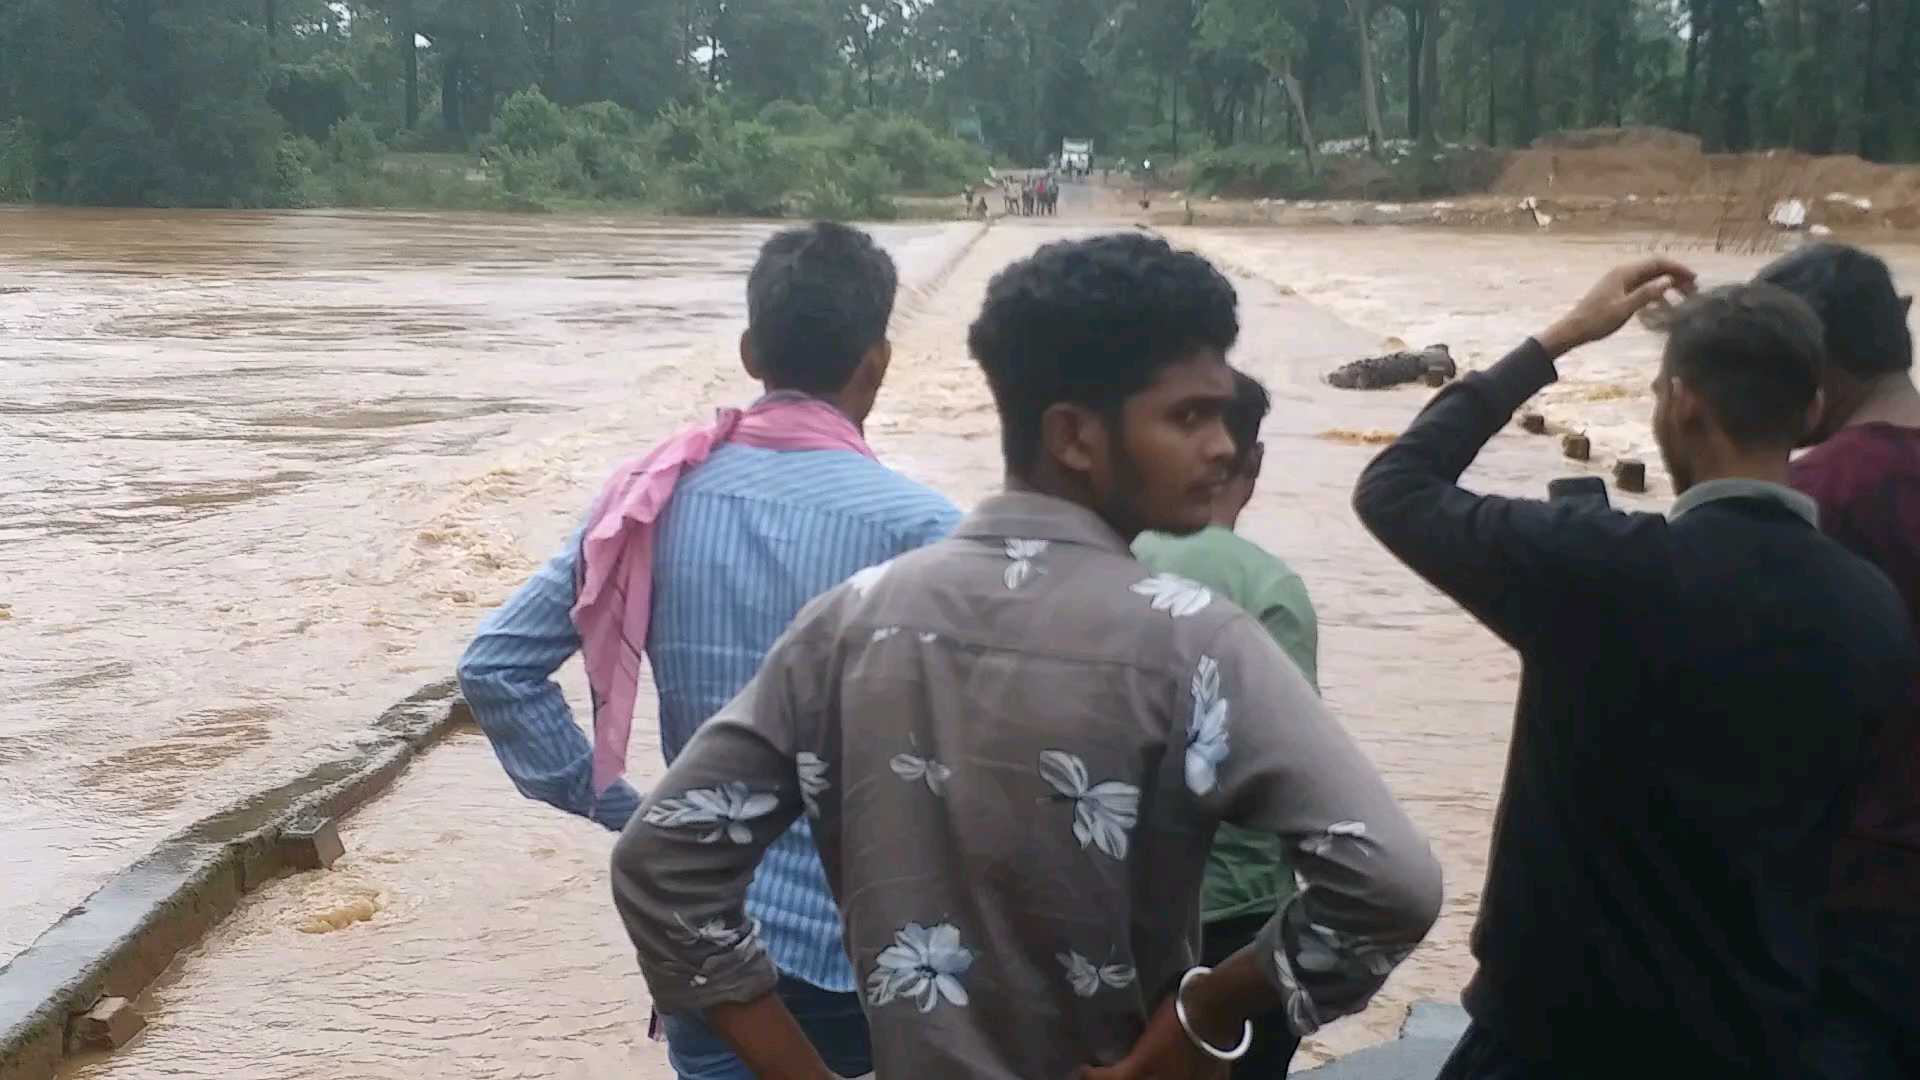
[665,119,790,216]
[796,152,899,220]
[759,100,830,135]
[328,116,385,175]
[649,97,735,164]
[493,144,589,205]
[851,114,983,193]
[1186,145,1320,197]
[0,120,36,202]
[492,88,569,154]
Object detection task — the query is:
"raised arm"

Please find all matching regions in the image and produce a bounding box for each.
[457,530,640,831]
[1352,259,1694,648]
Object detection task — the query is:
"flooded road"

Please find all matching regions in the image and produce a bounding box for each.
[12,210,1916,1076]
[0,208,981,969]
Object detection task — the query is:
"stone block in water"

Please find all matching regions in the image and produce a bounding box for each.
[280,815,345,871]
[1520,413,1547,435]
[1562,434,1591,461]
[1613,459,1648,493]
[70,996,145,1051]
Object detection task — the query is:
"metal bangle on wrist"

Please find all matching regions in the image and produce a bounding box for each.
[1174,966,1254,1062]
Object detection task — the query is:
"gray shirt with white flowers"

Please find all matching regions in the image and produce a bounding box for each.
[611,492,1443,1078]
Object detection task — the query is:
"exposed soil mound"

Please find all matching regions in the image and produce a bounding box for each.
[1497,126,1920,230]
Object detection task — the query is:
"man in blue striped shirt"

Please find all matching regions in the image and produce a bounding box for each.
[457,222,960,1080]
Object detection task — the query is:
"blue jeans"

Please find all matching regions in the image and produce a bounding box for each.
[661,975,872,1080]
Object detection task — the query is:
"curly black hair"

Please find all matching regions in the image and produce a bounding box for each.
[747,221,898,395]
[966,233,1240,474]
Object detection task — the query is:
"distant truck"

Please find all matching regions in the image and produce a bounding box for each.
[1060,138,1092,174]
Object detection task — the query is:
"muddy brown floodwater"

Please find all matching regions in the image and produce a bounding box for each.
[8,207,1915,1078]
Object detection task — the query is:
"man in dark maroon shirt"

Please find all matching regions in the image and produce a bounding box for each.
[1759,243,1920,1079]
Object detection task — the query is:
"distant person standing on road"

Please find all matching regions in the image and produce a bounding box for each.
[1134,369,1317,1079]
[1357,263,1917,1079]
[458,222,959,1080]
[1758,243,1920,1079]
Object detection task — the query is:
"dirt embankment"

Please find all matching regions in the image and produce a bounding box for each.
[1156,127,1920,236]
[1496,127,1920,232]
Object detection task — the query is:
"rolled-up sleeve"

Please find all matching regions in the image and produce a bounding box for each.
[609,613,828,1012]
[1194,615,1443,1035]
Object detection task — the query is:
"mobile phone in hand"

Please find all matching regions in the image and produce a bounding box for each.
[1548,476,1611,510]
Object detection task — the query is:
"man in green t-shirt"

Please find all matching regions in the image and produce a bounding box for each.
[1133,368,1317,1076]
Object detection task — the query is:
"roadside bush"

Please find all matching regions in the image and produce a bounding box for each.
[0,120,36,201]
[566,101,649,199]
[851,113,983,192]
[665,120,790,216]
[492,88,569,154]
[796,152,899,220]
[1187,145,1321,197]
[328,116,385,175]
[759,100,831,135]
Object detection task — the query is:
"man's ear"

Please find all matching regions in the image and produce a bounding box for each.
[1805,387,1827,441]
[1246,441,1266,485]
[864,340,893,390]
[1668,374,1706,430]
[739,330,763,382]
[1039,402,1106,478]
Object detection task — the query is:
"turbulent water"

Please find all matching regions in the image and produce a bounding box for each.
[5,205,1911,1077]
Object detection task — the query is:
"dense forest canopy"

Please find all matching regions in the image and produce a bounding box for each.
[1,0,1917,207]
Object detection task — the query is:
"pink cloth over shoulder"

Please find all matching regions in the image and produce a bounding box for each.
[573,394,876,794]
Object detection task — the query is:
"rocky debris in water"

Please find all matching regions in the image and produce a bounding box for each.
[70,996,145,1052]
[279,815,344,871]
[1327,344,1456,390]
[1614,459,1648,493]
[1318,428,1400,446]
[1520,413,1548,435]
[1562,433,1591,461]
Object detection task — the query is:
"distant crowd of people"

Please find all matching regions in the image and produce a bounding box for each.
[459,222,1918,1080]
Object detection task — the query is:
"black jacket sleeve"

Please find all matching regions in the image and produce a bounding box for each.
[1352,339,1669,650]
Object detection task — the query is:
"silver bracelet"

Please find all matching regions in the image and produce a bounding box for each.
[1173,966,1254,1062]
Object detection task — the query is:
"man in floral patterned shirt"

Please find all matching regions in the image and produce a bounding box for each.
[611,233,1443,1079]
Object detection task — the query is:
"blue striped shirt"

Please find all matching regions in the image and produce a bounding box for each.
[458,441,959,992]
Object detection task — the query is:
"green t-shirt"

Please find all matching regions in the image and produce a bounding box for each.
[1132,525,1319,924]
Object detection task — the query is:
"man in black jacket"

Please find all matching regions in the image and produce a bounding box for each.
[1354,262,1917,1079]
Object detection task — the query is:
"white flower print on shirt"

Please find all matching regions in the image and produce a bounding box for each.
[1185,654,1231,796]
[1058,949,1138,997]
[866,922,975,1012]
[1131,573,1214,617]
[1296,921,1414,978]
[1003,539,1050,590]
[1039,750,1140,860]
[673,912,760,952]
[848,561,892,598]
[795,752,829,818]
[890,742,952,796]
[1299,820,1369,859]
[1270,935,1325,1036]
[641,781,779,844]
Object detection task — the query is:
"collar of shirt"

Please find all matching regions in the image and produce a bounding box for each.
[952,491,1133,555]
[1668,477,1819,527]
